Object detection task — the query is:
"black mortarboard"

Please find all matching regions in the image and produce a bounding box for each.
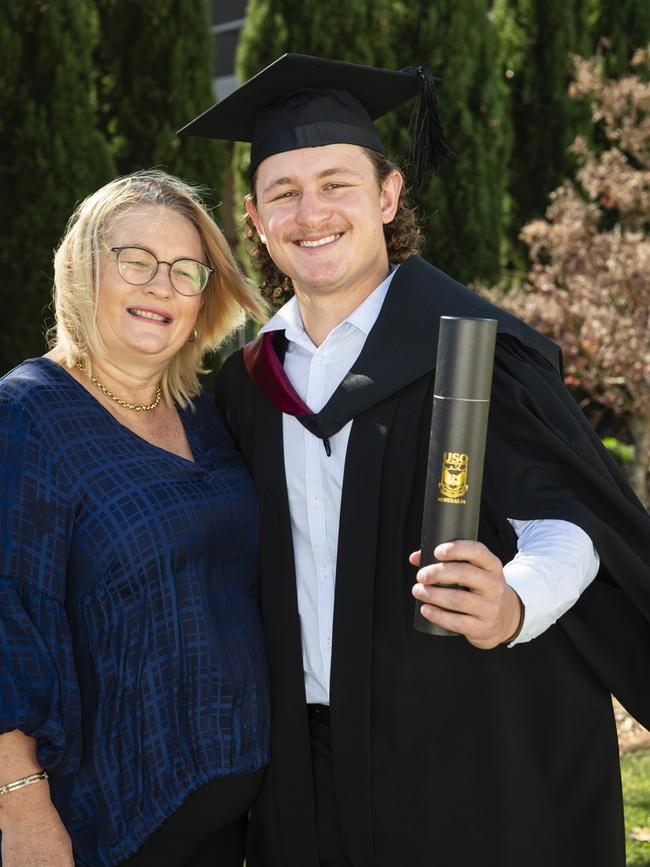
[177,53,451,191]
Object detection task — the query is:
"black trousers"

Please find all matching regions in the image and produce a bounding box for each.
[118,770,264,867]
[308,705,353,867]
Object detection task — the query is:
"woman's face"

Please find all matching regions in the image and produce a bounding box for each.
[95,205,205,367]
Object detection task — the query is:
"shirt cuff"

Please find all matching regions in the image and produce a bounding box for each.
[503,519,600,646]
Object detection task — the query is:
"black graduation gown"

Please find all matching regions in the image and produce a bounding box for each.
[215,255,650,867]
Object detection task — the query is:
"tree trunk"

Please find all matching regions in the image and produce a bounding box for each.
[628,413,650,509]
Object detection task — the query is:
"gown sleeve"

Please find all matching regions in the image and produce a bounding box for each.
[0,398,81,774]
[214,351,246,450]
[485,335,650,727]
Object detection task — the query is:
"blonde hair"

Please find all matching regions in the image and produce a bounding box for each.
[50,169,266,407]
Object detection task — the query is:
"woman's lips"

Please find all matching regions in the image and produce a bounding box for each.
[127,307,173,325]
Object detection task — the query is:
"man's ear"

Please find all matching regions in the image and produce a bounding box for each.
[245,196,267,244]
[380,170,404,224]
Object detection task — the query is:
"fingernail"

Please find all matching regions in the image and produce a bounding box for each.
[435,544,450,558]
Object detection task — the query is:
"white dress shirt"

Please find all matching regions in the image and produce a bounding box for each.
[260,269,600,704]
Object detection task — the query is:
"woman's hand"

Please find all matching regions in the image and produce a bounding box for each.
[1,803,74,866]
[0,730,74,866]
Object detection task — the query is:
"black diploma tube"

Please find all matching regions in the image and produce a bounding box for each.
[414,316,498,636]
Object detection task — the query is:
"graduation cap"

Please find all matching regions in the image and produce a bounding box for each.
[178,53,452,192]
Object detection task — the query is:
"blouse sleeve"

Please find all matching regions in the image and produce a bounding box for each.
[0,398,81,774]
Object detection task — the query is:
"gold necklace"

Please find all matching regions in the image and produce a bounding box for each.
[76,362,162,412]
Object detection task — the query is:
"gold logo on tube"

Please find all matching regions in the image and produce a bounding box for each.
[438,452,469,503]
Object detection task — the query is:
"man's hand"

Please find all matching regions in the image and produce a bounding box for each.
[410,540,523,650]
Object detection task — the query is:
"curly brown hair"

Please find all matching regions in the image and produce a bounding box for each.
[244,148,422,302]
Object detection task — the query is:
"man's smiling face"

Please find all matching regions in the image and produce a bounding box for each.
[246,143,402,303]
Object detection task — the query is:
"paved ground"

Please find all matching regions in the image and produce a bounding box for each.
[615,699,650,754]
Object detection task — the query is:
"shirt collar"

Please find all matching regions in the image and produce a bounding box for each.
[259,265,400,344]
[259,294,303,341]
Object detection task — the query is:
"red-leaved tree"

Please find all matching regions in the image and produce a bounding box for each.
[485,48,650,506]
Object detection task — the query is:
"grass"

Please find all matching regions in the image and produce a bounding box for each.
[623,749,650,866]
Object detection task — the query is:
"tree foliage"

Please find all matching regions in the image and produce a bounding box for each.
[493,0,592,248]
[237,0,395,75]
[0,0,115,373]
[384,0,509,285]
[94,0,226,212]
[483,49,650,504]
[590,0,650,77]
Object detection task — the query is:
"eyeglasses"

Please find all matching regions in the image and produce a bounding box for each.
[110,246,214,296]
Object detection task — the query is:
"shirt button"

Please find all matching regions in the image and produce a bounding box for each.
[312,497,320,509]
[326,638,332,649]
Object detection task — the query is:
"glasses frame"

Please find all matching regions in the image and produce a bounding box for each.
[110,246,214,296]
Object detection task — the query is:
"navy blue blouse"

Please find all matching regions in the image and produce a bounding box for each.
[0,358,271,866]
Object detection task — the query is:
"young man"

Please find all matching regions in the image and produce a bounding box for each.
[180,55,650,867]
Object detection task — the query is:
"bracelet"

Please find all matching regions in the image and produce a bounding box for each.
[503,596,526,645]
[0,770,49,795]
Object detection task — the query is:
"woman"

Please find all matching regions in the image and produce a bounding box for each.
[0,170,270,867]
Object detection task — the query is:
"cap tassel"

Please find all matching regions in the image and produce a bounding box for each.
[402,65,454,193]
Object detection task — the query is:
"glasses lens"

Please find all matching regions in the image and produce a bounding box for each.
[117,248,157,284]
[170,260,210,295]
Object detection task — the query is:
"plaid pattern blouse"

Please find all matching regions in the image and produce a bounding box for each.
[0,358,270,866]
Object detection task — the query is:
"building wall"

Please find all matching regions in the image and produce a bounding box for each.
[211,0,248,98]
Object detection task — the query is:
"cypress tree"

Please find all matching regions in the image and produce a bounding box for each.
[493,0,592,243]
[590,0,650,77]
[0,0,115,373]
[94,0,227,212]
[385,0,510,285]
[236,0,395,76]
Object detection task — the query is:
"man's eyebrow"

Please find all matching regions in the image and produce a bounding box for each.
[262,166,363,196]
